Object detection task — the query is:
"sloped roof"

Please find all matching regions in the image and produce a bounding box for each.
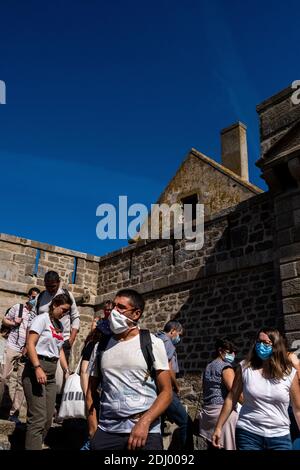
[190,148,263,194]
[157,148,263,204]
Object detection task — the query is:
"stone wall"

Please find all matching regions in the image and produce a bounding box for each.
[95,192,280,377]
[275,187,300,351]
[0,233,100,369]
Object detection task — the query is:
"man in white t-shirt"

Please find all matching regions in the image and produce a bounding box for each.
[86,289,172,451]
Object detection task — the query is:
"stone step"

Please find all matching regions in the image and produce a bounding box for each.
[0,419,16,450]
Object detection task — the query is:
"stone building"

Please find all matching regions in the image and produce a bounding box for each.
[135,121,262,241]
[1,84,300,411]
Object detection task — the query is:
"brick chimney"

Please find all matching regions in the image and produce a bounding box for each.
[221,122,249,181]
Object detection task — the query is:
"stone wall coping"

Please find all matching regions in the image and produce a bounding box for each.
[0,279,94,302]
[0,233,100,262]
[256,85,293,113]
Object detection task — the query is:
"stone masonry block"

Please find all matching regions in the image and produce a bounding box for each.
[13,254,35,264]
[284,313,300,331]
[276,211,293,230]
[280,262,297,280]
[0,251,12,261]
[283,298,300,314]
[282,279,300,297]
[294,209,300,226]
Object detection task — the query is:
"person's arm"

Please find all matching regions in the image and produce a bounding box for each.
[2,305,19,327]
[212,364,243,448]
[288,352,300,382]
[168,360,180,394]
[222,367,235,391]
[290,372,300,430]
[127,369,172,451]
[68,292,80,346]
[27,331,48,385]
[80,359,90,396]
[59,348,69,376]
[86,375,101,438]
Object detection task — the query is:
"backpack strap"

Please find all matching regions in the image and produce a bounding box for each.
[96,334,112,384]
[18,304,24,318]
[140,329,156,382]
[16,303,24,344]
[62,288,74,304]
[95,329,156,386]
[35,290,45,315]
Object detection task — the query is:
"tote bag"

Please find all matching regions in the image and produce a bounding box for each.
[58,358,86,420]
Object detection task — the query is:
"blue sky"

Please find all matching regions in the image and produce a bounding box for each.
[0,0,298,256]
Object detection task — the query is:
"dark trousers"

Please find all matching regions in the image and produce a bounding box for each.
[90,428,163,450]
[164,392,194,450]
[22,359,57,450]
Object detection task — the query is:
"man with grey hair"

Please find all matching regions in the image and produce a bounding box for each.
[156,320,193,450]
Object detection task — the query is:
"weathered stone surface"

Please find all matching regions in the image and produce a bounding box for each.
[283,298,300,314]
[282,279,300,297]
[280,262,298,280]
[284,313,300,331]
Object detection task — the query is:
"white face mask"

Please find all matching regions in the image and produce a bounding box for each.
[108,308,137,335]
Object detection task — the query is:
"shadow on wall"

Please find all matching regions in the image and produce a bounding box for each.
[144,192,283,376]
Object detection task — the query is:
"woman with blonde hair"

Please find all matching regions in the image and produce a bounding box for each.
[212,327,300,450]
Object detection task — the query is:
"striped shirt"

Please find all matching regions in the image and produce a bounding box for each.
[6,303,30,352]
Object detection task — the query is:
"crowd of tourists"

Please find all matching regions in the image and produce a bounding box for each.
[0,270,300,451]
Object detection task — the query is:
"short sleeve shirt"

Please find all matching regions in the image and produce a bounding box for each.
[155,331,179,373]
[89,332,169,433]
[29,313,64,358]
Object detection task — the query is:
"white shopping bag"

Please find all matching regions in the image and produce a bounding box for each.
[58,359,86,420]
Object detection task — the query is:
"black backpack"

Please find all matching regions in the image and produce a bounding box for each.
[35,288,73,315]
[0,304,24,340]
[96,329,156,384]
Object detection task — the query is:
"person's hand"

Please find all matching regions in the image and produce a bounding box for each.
[35,367,47,385]
[211,427,222,448]
[127,417,150,450]
[14,318,22,325]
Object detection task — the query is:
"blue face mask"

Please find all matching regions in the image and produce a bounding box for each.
[255,342,273,360]
[172,335,181,346]
[224,353,235,364]
[28,298,36,307]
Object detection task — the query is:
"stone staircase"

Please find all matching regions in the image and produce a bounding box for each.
[0,419,15,450]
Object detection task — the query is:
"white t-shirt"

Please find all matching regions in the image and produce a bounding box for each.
[237,361,297,437]
[29,313,64,359]
[29,288,80,340]
[89,332,169,433]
